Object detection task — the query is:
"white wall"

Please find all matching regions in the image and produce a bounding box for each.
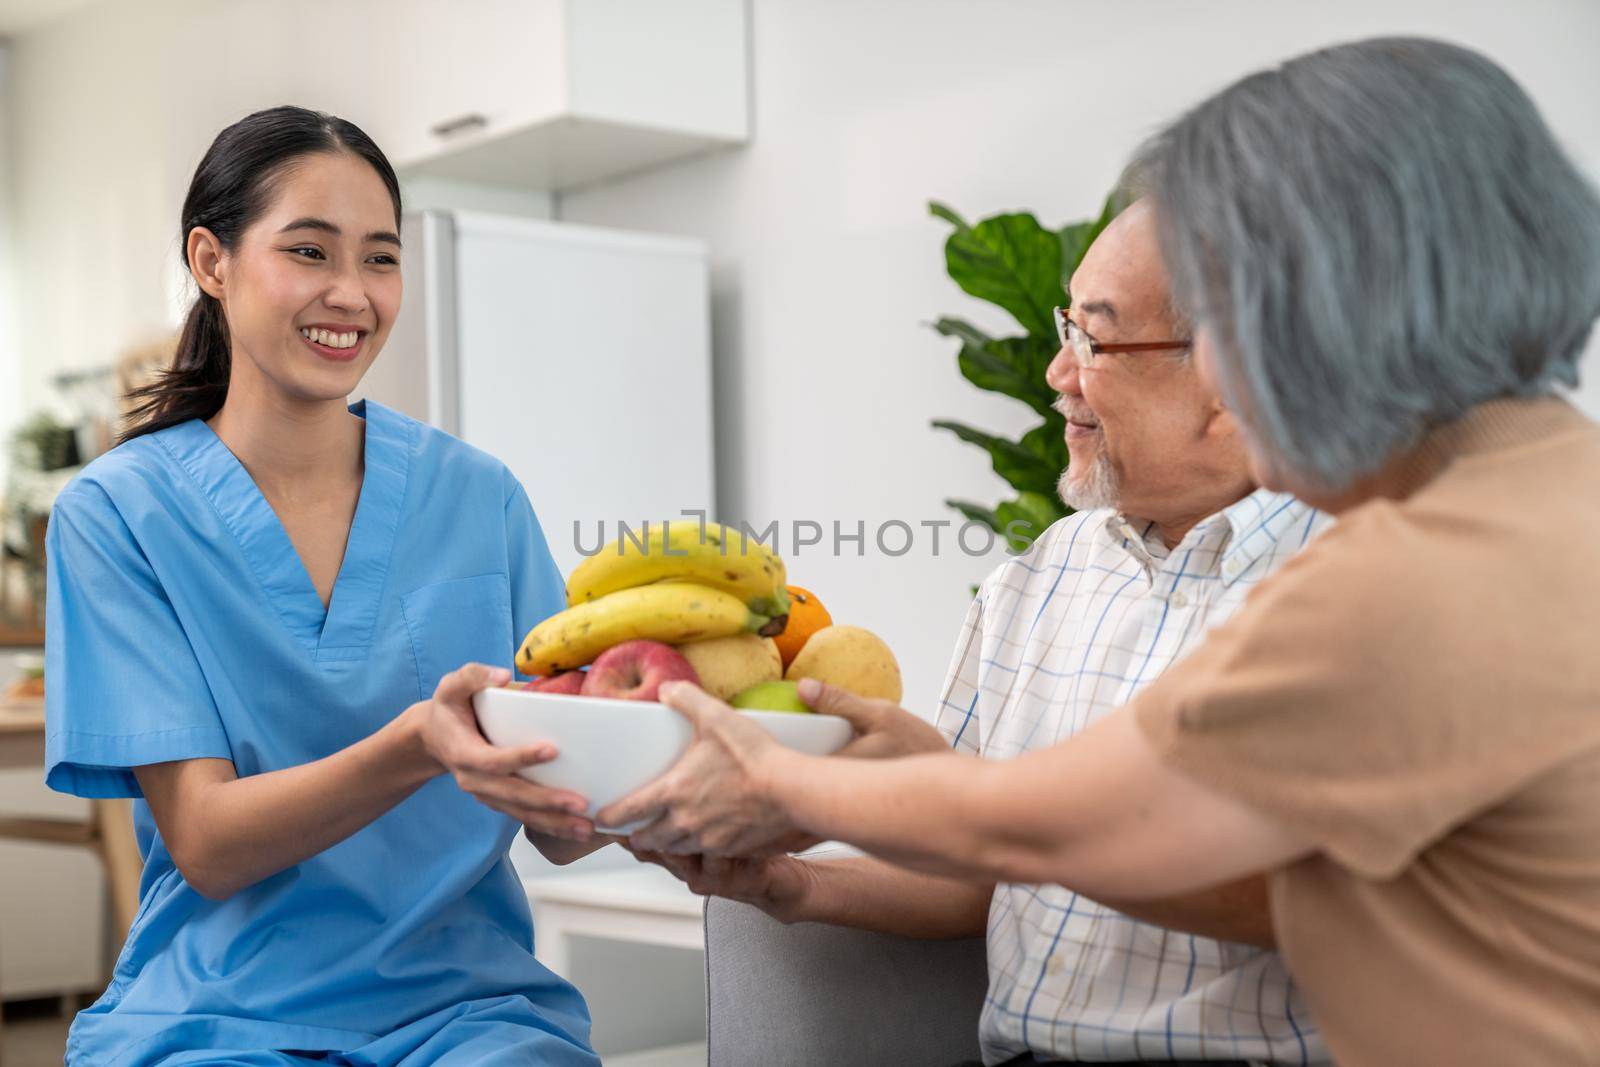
[0,41,19,485]
[10,1,184,420]
[4,0,556,438]
[557,0,1600,716]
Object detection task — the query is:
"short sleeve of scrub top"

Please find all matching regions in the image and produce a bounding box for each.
[45,481,234,798]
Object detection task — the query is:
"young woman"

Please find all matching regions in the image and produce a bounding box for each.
[44,107,603,1065]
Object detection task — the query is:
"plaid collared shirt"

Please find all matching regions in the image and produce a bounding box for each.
[934,489,1334,1066]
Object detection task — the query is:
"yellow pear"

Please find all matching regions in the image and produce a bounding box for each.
[678,634,783,701]
[784,625,902,703]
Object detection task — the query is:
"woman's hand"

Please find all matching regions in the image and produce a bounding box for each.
[625,841,817,924]
[598,678,954,857]
[598,681,801,857]
[411,663,597,842]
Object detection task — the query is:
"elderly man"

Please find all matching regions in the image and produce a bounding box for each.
[631,200,1330,1066]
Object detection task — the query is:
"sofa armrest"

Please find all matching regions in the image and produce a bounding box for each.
[704,895,988,1066]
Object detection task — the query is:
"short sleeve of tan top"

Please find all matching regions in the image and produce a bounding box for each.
[1133,397,1600,1065]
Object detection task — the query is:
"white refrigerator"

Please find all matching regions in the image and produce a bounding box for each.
[359,209,716,577]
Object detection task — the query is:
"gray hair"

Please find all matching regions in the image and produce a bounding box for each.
[1135,37,1600,492]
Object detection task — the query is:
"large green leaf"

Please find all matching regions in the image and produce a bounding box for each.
[994,491,1067,551]
[978,335,1059,416]
[931,419,1061,497]
[930,315,990,351]
[928,202,969,229]
[930,202,1062,338]
[1020,417,1069,476]
[933,318,1058,419]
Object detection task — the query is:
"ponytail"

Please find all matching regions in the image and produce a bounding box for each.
[120,292,232,440]
[118,105,401,443]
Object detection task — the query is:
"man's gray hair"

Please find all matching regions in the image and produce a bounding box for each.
[1134,37,1600,492]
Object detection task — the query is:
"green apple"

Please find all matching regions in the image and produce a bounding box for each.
[730,679,812,714]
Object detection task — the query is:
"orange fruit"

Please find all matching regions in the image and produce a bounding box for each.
[773,585,833,669]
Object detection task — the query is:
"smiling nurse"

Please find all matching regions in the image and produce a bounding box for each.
[42,107,601,1066]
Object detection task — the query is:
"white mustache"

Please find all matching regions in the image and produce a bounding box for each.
[1052,394,1099,426]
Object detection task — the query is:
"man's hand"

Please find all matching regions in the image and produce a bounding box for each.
[626,842,818,924]
[412,664,597,843]
[797,679,950,759]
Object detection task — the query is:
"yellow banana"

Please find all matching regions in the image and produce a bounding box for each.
[517,583,781,676]
[566,519,789,619]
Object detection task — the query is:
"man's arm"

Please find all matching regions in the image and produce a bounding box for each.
[632,848,993,941]
[786,855,993,939]
[801,856,1273,950]
[767,710,1308,900]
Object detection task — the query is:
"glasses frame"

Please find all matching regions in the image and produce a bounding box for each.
[1053,306,1191,369]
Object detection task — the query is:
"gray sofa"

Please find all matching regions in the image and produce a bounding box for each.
[703,894,989,1066]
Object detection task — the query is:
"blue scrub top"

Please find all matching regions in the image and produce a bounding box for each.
[43,401,599,1067]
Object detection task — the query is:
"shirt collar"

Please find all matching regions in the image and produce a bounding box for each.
[1098,487,1315,587]
[1100,511,1168,572]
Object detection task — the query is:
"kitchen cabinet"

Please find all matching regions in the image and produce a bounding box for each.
[0,649,104,1003]
[120,0,746,234]
[324,0,750,190]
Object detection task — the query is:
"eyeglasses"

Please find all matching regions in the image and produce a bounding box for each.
[1053,307,1192,369]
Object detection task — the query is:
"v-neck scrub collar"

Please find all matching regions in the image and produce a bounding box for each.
[155,400,412,661]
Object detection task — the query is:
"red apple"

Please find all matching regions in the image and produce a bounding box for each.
[581,640,700,702]
[524,671,586,695]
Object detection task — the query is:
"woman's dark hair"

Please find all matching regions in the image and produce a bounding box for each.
[121,106,402,442]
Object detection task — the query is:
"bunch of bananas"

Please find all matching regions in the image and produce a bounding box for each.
[516,521,790,677]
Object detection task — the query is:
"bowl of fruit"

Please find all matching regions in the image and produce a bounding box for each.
[472,521,904,830]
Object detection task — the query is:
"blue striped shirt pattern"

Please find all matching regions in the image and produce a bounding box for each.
[933,488,1334,1066]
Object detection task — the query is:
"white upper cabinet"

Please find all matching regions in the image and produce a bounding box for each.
[330,0,750,190]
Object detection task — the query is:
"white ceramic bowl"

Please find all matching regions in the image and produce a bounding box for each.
[472,686,854,831]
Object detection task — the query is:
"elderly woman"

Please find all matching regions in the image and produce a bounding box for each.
[599,37,1600,1067]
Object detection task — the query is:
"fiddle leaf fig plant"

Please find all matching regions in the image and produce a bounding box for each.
[930,196,1117,550]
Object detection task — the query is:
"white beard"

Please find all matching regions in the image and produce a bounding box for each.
[1058,449,1120,511]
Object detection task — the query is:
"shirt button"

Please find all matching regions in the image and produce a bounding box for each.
[1169,591,1189,609]
[1046,954,1063,975]
[1224,559,1241,577]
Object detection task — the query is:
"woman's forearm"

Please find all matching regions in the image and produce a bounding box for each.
[763,709,1302,902]
[768,750,1030,884]
[136,704,442,899]
[766,719,1138,890]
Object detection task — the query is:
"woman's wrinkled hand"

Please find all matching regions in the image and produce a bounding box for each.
[598,677,952,858]
[597,681,798,857]
[411,663,597,842]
